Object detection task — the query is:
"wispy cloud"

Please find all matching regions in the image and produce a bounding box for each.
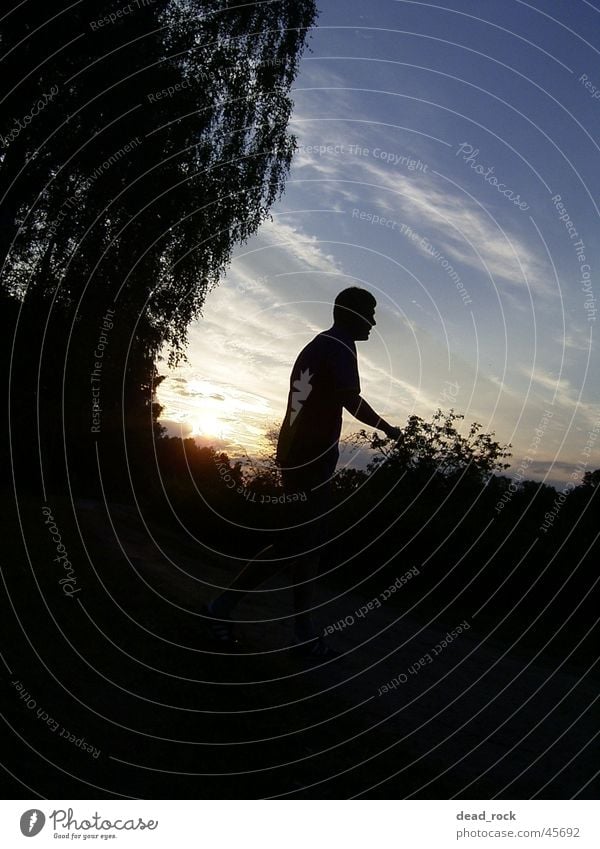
[519,365,598,430]
[258,218,342,275]
[287,109,552,298]
[356,159,552,297]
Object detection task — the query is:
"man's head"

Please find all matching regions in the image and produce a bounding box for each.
[333,287,377,341]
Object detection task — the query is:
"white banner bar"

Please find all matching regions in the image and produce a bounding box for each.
[1,800,598,848]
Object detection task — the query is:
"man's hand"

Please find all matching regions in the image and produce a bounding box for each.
[383,425,402,441]
[340,392,402,441]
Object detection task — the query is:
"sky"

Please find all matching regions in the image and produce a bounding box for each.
[158,0,600,487]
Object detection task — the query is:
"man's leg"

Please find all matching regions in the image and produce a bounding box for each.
[291,552,321,641]
[209,543,288,618]
[211,466,311,619]
[211,546,321,640]
[288,470,332,643]
[208,464,331,644]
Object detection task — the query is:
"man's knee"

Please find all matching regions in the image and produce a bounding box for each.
[292,553,320,578]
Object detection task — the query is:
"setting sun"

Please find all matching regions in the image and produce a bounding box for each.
[190,411,227,438]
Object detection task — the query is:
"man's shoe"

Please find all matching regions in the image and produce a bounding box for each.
[200,603,241,650]
[292,635,340,662]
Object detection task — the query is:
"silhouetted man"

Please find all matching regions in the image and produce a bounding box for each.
[205,287,400,657]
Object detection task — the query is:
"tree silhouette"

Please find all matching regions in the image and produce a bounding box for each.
[1,1,317,493]
[2,1,317,350]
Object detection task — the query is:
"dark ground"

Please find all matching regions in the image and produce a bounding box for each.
[1,495,598,799]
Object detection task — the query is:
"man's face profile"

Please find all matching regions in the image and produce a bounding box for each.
[349,305,376,341]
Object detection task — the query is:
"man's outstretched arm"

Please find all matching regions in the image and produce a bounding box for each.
[339,392,401,439]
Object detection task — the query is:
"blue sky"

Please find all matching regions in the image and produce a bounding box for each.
[158,0,599,487]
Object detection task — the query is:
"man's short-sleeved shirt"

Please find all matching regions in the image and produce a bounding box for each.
[276,325,360,473]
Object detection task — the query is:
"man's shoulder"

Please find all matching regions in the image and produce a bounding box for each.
[312,327,356,351]
[296,329,338,358]
[293,327,356,372]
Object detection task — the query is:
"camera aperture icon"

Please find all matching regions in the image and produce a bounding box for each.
[20,809,46,837]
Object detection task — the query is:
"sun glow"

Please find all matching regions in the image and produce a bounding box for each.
[190,411,228,438]
[157,371,278,455]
